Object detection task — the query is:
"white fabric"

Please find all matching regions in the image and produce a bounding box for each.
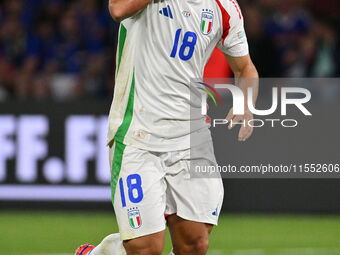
[108,0,249,152]
[90,233,126,255]
[111,141,224,240]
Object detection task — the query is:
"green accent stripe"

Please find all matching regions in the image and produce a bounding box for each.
[111,71,135,203]
[116,25,127,75]
[130,218,134,228]
[202,20,206,32]
[200,88,217,106]
[111,142,126,204]
[114,72,135,142]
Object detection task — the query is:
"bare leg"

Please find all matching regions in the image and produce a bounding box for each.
[167,214,213,255]
[123,231,165,255]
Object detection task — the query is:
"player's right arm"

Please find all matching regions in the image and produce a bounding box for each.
[216,0,259,142]
[109,0,152,22]
[224,54,258,142]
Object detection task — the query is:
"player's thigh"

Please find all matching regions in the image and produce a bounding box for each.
[123,230,165,255]
[110,142,167,242]
[165,162,224,226]
[167,214,213,255]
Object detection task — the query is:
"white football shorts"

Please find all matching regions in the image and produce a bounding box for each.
[109,140,224,240]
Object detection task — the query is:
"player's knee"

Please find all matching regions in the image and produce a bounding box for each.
[176,235,209,255]
[192,236,209,255]
[123,235,164,255]
[146,241,163,255]
[124,245,163,255]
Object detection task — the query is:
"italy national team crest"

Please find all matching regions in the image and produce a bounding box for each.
[201,9,214,35]
[128,207,142,229]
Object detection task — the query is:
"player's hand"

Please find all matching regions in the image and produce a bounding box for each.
[225,108,254,142]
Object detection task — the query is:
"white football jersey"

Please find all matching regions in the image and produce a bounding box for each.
[108,0,249,151]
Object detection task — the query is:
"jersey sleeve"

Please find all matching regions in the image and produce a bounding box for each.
[216,0,249,57]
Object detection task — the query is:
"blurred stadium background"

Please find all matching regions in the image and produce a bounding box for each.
[1,0,340,254]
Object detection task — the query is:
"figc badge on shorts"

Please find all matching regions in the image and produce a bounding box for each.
[128,207,142,229]
[201,9,214,35]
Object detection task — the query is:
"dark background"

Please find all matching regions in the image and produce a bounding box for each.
[1,97,340,214]
[1,0,340,101]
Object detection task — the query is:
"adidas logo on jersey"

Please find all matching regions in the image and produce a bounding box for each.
[159,5,173,19]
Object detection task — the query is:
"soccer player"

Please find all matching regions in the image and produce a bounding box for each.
[76,0,258,254]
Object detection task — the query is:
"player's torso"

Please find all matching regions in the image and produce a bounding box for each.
[120,0,223,118]
[126,0,223,81]
[111,0,224,150]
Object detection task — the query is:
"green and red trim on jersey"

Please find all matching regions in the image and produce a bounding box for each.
[229,0,242,19]
[111,72,135,204]
[215,0,231,43]
[116,25,127,75]
[111,23,136,205]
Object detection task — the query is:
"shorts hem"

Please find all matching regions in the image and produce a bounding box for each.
[165,211,219,226]
[120,224,166,241]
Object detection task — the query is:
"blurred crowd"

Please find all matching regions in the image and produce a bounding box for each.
[243,0,340,78]
[0,0,339,101]
[0,0,118,101]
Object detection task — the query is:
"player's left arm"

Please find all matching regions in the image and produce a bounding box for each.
[224,53,259,142]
